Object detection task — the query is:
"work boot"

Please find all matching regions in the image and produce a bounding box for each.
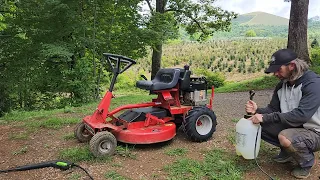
[290,152,317,179]
[291,167,311,179]
[273,150,293,163]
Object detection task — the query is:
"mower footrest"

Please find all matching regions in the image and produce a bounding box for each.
[118,107,168,122]
[113,122,176,144]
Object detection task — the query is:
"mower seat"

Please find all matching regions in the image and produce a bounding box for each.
[136,68,180,91]
[179,69,191,90]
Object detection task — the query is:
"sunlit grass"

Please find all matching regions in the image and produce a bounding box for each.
[104,171,130,180]
[216,75,279,93]
[25,117,79,129]
[58,146,112,163]
[165,148,188,157]
[164,149,245,180]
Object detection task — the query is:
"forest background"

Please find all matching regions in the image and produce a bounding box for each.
[1,0,320,117]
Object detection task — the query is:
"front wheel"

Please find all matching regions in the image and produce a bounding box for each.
[183,106,217,142]
[74,122,93,143]
[89,131,117,157]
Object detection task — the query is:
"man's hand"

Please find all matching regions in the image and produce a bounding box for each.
[248,114,263,124]
[245,100,257,114]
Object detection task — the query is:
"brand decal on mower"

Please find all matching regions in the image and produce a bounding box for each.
[85,124,95,135]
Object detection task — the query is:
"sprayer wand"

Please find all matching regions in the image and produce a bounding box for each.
[0,160,93,180]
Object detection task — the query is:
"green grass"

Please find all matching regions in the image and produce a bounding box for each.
[13,146,28,155]
[0,109,63,122]
[104,171,130,180]
[116,145,136,159]
[216,75,279,93]
[58,146,112,163]
[68,173,82,180]
[63,133,76,140]
[228,129,236,145]
[165,148,188,157]
[25,117,79,129]
[59,145,137,163]
[164,149,245,180]
[9,132,30,140]
[232,118,239,123]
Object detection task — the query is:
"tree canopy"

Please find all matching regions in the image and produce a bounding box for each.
[0,0,150,114]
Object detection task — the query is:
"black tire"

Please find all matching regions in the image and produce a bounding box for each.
[174,115,183,130]
[183,106,217,142]
[74,122,93,143]
[89,131,117,157]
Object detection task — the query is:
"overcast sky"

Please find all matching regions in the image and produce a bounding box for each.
[214,0,320,19]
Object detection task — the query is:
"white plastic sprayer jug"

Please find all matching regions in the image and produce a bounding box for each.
[236,118,261,159]
[236,90,262,159]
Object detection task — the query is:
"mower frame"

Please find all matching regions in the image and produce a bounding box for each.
[75,53,216,157]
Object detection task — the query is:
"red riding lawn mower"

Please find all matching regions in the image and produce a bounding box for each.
[75,53,217,157]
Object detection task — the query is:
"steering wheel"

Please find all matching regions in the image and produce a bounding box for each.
[103,53,136,74]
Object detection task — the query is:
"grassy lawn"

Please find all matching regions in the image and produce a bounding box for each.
[215,75,279,93]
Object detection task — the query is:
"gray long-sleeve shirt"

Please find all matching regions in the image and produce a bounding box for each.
[257,70,320,132]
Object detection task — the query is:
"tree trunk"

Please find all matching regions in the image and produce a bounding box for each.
[151,44,162,79]
[151,0,166,79]
[287,0,310,63]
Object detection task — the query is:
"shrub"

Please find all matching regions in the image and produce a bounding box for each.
[310,48,320,74]
[311,48,320,66]
[194,69,225,88]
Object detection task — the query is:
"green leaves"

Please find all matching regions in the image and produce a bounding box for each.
[163,0,237,41]
[0,0,151,113]
[147,12,179,44]
[41,44,73,62]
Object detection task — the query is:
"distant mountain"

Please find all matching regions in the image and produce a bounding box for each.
[233,11,289,26]
[181,11,320,40]
[309,16,320,22]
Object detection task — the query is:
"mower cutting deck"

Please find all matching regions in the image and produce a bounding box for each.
[75,53,217,157]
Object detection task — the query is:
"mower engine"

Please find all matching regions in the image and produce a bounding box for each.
[181,77,208,106]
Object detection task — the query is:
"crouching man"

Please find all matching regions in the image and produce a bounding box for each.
[245,49,320,179]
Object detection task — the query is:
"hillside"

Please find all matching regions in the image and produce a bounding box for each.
[235,11,289,26]
[211,11,320,39]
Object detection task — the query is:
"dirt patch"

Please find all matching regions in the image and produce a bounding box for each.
[1,90,319,180]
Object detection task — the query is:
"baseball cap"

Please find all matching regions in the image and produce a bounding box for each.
[265,49,298,73]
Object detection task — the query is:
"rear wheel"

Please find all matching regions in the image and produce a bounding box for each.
[89,131,117,157]
[74,122,92,143]
[183,106,217,142]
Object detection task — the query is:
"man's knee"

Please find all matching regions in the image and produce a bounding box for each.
[278,131,292,147]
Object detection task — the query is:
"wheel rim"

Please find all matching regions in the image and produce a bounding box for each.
[195,115,213,135]
[81,127,91,138]
[99,140,113,153]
